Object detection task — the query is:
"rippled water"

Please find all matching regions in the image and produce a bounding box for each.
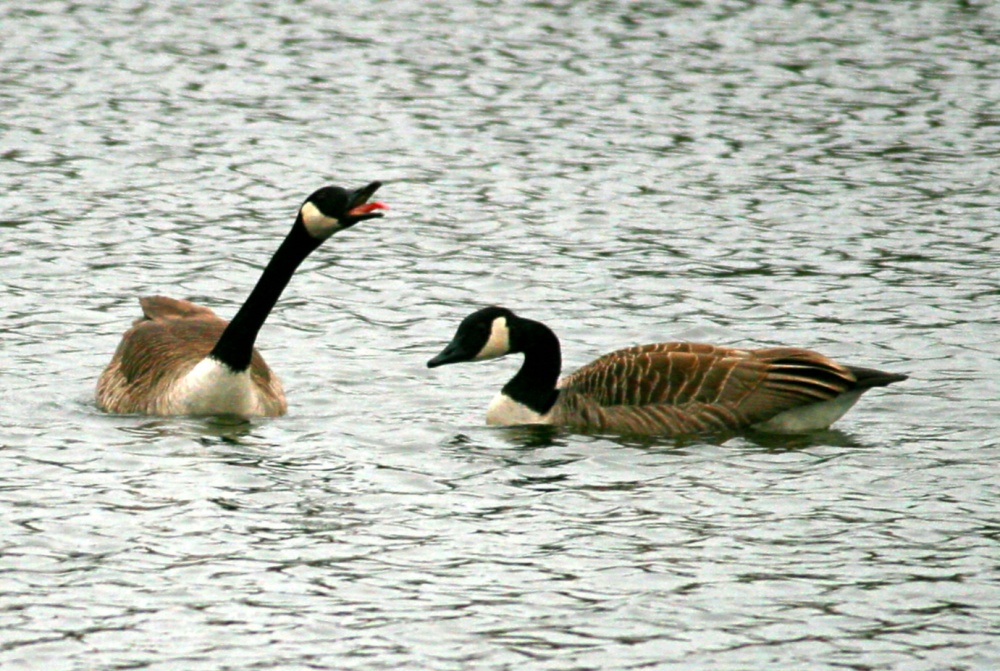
[2,1,999,669]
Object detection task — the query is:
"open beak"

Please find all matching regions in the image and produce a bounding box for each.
[347,181,389,219]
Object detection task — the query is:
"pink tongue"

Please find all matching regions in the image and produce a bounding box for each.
[348,201,389,216]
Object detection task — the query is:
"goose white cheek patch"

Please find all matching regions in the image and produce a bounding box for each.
[474,317,511,361]
[300,201,341,237]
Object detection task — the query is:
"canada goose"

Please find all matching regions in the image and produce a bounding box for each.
[427,306,907,436]
[96,182,388,418]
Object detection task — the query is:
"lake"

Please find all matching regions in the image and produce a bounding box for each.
[1,1,998,669]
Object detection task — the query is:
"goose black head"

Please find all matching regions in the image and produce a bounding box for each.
[428,306,518,368]
[299,181,388,239]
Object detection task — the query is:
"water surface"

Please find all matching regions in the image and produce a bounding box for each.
[2,1,998,669]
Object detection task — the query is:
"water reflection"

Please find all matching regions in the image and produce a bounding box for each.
[117,415,258,443]
[491,424,564,449]
[742,428,868,451]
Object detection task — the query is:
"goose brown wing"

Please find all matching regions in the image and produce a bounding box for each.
[554,390,758,436]
[109,318,225,395]
[109,310,280,394]
[138,295,219,323]
[559,343,857,424]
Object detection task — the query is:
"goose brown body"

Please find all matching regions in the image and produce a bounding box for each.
[96,296,285,416]
[428,307,907,437]
[553,342,892,435]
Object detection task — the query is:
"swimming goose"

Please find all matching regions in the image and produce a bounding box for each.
[427,306,907,436]
[96,182,388,418]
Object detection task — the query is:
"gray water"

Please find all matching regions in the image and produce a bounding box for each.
[2,1,999,669]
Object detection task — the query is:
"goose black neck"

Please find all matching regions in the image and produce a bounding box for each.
[209,219,321,372]
[502,317,563,415]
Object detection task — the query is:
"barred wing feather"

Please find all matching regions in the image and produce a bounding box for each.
[556,343,857,432]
